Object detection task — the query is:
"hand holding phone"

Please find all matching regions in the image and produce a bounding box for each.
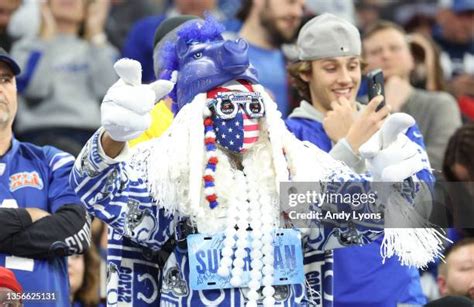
[367,68,385,112]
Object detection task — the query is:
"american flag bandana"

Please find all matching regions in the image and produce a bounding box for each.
[208,80,261,153]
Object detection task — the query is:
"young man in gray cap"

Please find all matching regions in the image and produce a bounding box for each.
[286,13,431,306]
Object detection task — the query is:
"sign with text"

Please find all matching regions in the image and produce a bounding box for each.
[187,229,304,290]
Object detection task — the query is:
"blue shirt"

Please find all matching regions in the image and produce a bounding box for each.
[248,44,290,117]
[286,114,430,306]
[0,138,80,307]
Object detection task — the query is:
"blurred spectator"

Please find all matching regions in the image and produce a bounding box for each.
[442,123,474,232]
[0,48,90,306]
[424,124,474,239]
[408,32,447,91]
[363,20,462,172]
[438,238,474,300]
[0,266,22,307]
[306,0,356,24]
[122,0,223,83]
[217,0,244,32]
[7,0,41,41]
[0,0,21,52]
[286,13,430,307]
[423,125,474,237]
[237,0,305,118]
[395,3,437,37]
[435,0,474,79]
[163,0,221,17]
[11,0,118,155]
[105,0,164,50]
[444,123,474,181]
[6,0,160,50]
[69,246,101,307]
[355,0,383,34]
[219,0,242,18]
[434,0,474,120]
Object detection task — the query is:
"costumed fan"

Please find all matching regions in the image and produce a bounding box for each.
[70,16,446,307]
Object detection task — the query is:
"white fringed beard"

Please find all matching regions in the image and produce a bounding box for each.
[144,84,351,234]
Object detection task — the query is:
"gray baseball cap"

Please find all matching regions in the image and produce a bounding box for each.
[295,13,361,61]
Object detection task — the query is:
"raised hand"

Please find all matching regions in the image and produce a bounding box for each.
[39,1,57,40]
[345,95,390,153]
[84,0,110,41]
[101,59,174,146]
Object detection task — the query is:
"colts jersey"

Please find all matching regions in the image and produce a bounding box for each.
[0,138,81,307]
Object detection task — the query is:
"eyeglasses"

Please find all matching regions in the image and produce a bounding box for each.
[208,92,265,119]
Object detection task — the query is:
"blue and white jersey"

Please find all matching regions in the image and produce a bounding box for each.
[0,138,80,307]
[71,129,425,307]
[104,228,164,306]
[72,131,176,306]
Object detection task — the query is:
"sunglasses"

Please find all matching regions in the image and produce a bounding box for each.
[208,92,265,119]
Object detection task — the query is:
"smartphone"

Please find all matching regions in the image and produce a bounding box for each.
[367,68,385,112]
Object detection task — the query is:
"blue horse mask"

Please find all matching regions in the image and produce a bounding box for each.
[155,17,259,113]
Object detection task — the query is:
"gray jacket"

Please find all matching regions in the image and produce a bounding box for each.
[400,89,462,171]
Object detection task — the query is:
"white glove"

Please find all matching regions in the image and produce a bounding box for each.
[101,59,175,142]
[359,113,426,181]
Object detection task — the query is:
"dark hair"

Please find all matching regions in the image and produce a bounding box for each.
[236,0,253,21]
[408,33,447,91]
[443,123,474,181]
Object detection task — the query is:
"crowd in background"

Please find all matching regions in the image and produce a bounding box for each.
[0,0,473,306]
